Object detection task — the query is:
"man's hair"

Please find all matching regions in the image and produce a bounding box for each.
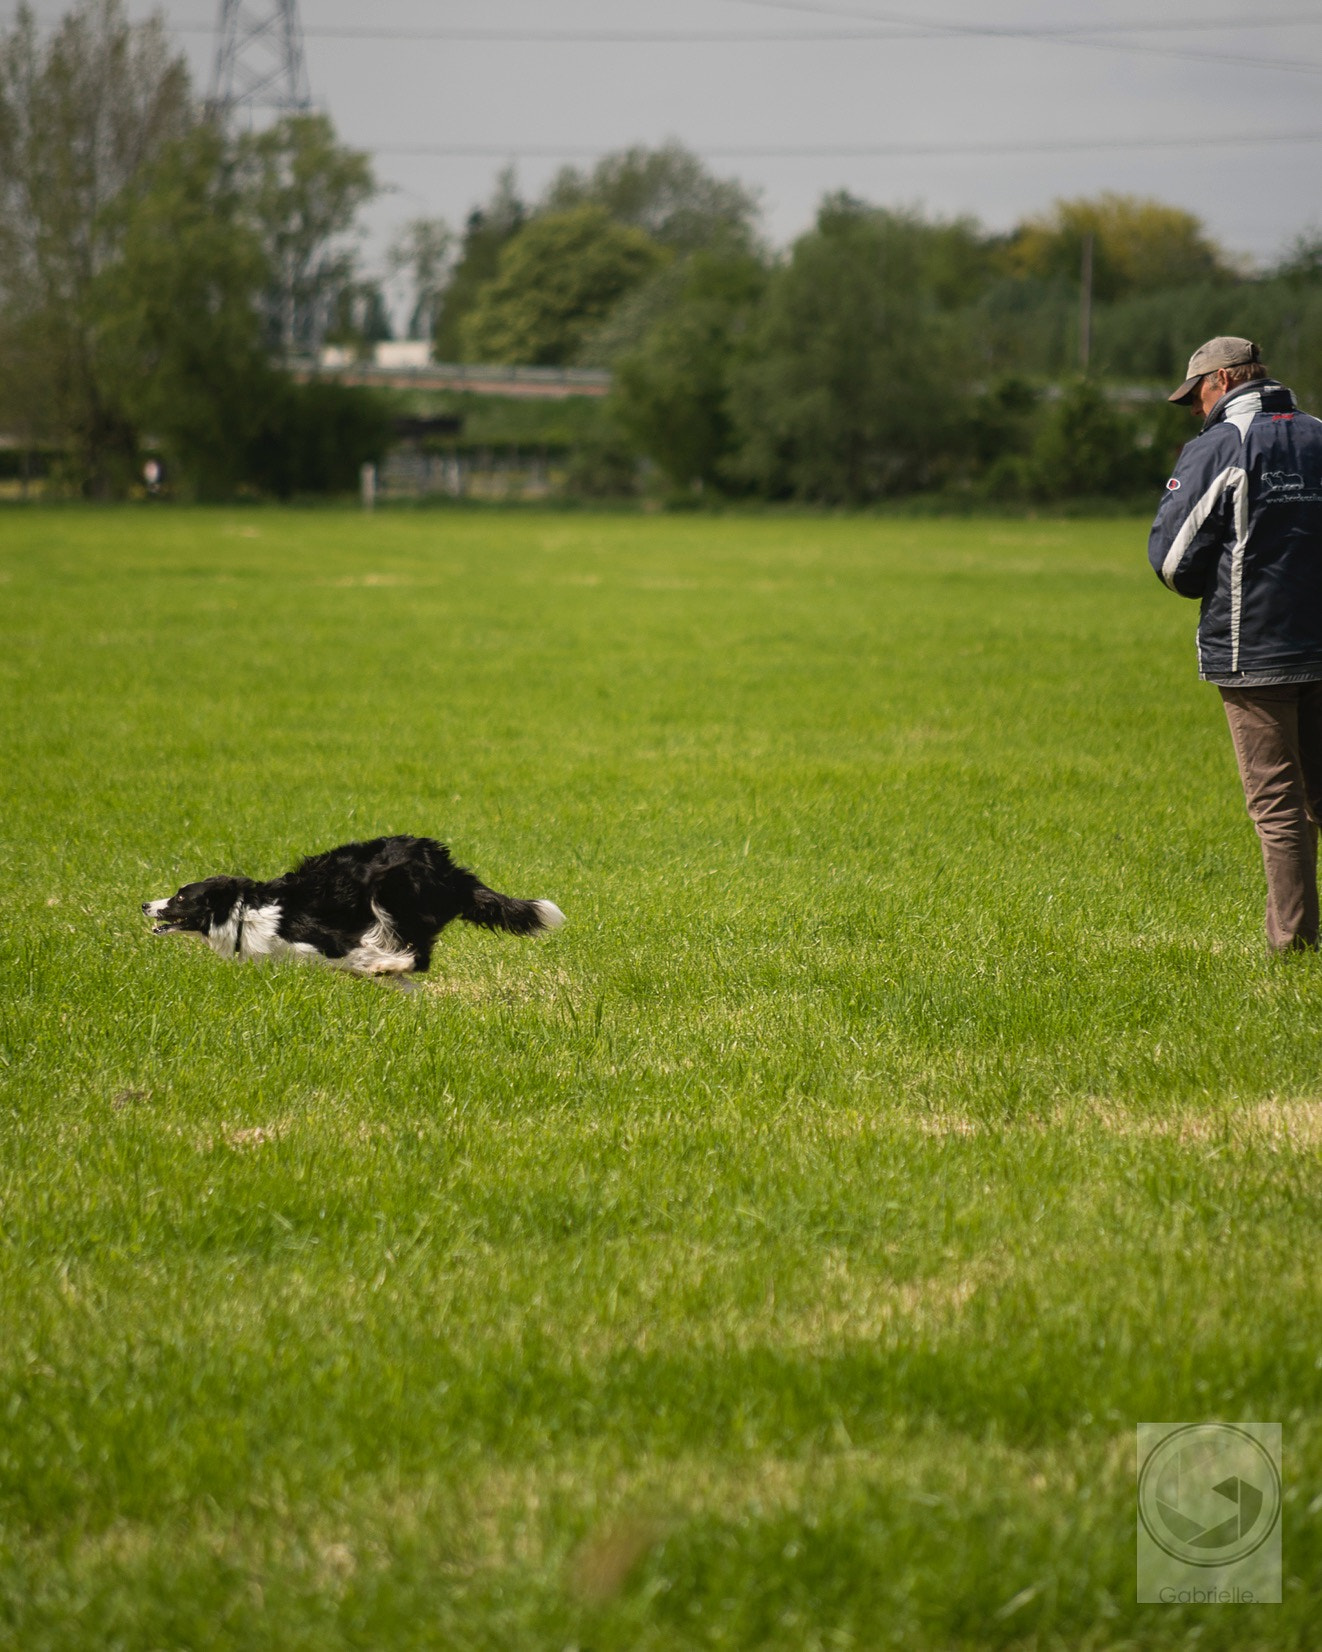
[1223,362,1269,388]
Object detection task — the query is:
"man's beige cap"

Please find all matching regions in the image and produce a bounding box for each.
[1168,336,1262,404]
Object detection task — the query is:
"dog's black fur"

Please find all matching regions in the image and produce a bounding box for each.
[143,835,563,977]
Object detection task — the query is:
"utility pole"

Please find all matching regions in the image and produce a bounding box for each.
[1079,232,1094,374]
[208,0,312,123]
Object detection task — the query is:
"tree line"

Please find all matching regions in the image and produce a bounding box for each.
[6,0,1322,503]
[434,164,1322,505]
[0,0,387,497]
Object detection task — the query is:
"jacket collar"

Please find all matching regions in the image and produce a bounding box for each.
[1201,378,1294,433]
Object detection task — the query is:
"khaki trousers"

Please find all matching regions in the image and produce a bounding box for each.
[1220,683,1322,952]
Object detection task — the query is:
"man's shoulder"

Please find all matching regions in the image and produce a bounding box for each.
[1245,398,1322,465]
[1228,383,1322,442]
[1168,422,1242,483]
[1262,404,1322,438]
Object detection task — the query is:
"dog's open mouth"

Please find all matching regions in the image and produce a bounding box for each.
[144,901,186,935]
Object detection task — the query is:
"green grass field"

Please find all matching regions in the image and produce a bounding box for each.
[2,506,1319,1649]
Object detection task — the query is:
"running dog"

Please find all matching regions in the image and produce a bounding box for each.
[143,834,564,977]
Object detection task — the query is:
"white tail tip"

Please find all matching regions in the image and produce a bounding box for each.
[533,900,565,930]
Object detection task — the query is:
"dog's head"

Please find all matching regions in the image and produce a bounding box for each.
[142,877,245,938]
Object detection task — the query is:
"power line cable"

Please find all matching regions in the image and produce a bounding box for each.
[728,2,1318,35]
[100,11,1322,76]
[168,24,1322,51]
[29,9,1322,64]
[724,0,1322,75]
[368,130,1322,159]
[138,17,1322,42]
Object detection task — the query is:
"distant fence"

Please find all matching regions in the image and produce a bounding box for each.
[379,445,567,502]
[289,358,612,399]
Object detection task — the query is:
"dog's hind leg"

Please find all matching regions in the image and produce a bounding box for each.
[338,902,419,976]
[372,864,453,969]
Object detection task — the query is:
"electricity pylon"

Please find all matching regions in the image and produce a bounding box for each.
[209,0,312,122]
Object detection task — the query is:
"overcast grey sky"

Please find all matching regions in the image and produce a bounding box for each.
[108,1,1322,283]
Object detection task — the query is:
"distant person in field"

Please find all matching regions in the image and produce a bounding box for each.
[1150,336,1322,953]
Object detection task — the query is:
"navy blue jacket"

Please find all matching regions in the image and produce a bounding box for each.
[1148,379,1322,683]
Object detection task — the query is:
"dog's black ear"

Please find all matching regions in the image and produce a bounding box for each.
[202,877,243,921]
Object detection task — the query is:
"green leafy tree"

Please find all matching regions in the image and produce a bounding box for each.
[0,5,384,498]
[572,261,689,368]
[541,142,760,254]
[91,125,279,498]
[1024,378,1155,500]
[0,0,191,492]
[727,197,972,503]
[460,206,669,366]
[1276,231,1322,286]
[248,378,393,499]
[1007,193,1232,301]
[90,117,389,499]
[611,248,767,491]
[238,112,375,353]
[433,168,525,361]
[387,216,452,341]
[324,278,392,350]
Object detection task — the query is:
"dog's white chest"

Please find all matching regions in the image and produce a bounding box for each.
[208,903,318,963]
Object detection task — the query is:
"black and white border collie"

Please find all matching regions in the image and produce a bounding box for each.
[143,835,564,978]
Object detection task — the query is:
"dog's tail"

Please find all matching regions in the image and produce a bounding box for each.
[461,883,565,936]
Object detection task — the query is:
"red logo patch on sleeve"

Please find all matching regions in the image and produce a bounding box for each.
[1166,478,1181,491]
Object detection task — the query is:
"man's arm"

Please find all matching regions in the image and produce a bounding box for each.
[1147,433,1242,598]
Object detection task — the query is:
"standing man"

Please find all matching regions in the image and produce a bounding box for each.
[1150,337,1322,953]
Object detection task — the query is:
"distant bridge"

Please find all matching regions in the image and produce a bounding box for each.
[289,359,612,399]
